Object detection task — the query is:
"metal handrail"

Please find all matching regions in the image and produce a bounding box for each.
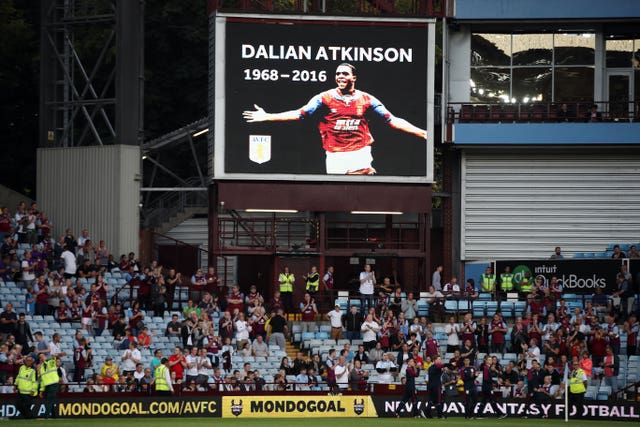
[447,101,640,124]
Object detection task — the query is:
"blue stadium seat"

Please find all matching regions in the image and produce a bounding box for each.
[472,301,485,318]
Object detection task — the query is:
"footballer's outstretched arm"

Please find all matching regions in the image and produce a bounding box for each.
[242,104,302,122]
[388,116,428,140]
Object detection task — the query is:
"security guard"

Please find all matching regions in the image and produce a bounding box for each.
[304,266,320,296]
[518,270,534,296]
[569,360,587,416]
[480,266,496,293]
[15,355,37,419]
[278,266,295,311]
[154,357,173,395]
[38,355,60,419]
[499,266,514,292]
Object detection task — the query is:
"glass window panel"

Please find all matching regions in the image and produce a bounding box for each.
[512,67,552,103]
[554,67,594,102]
[554,33,595,65]
[470,68,510,102]
[635,70,640,117]
[606,39,633,68]
[471,33,511,66]
[512,34,552,66]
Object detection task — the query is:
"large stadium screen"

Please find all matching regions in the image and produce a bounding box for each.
[213,14,435,183]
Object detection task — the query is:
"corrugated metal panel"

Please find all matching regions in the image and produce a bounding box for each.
[36,145,140,257]
[461,148,640,260]
[156,217,236,285]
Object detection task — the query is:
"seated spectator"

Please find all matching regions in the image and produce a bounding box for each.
[442,277,461,298]
[166,313,182,337]
[137,327,153,349]
[424,286,444,322]
[252,335,269,357]
[585,104,602,122]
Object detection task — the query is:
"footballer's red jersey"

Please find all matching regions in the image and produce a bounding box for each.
[299,89,391,153]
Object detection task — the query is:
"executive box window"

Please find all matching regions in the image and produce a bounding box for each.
[471,32,595,104]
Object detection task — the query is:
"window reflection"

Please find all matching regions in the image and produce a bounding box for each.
[471,34,511,66]
[470,68,510,103]
[554,33,595,65]
[554,67,594,102]
[512,68,552,102]
[512,34,552,66]
[606,40,633,68]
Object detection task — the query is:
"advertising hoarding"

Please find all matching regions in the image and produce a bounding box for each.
[213,14,435,183]
[494,259,623,294]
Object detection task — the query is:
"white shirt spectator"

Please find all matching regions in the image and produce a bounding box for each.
[121,347,141,372]
[425,289,444,304]
[327,309,343,328]
[360,320,380,342]
[197,356,212,376]
[49,341,65,357]
[60,249,77,275]
[235,319,250,341]
[359,271,375,296]
[185,353,199,377]
[334,363,349,389]
[445,323,460,347]
[21,259,35,282]
[525,345,541,369]
[375,359,397,384]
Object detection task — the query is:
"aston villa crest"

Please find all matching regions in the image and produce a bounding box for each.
[231,399,243,416]
[353,398,365,415]
[249,135,271,164]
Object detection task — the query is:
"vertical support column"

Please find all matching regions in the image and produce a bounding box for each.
[39,0,56,147]
[116,0,144,145]
[208,182,218,268]
[422,211,431,291]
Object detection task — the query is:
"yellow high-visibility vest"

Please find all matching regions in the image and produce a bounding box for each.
[154,365,170,391]
[569,369,586,394]
[480,274,496,292]
[39,359,59,392]
[16,365,37,395]
[306,273,319,292]
[279,273,295,293]
[500,274,514,291]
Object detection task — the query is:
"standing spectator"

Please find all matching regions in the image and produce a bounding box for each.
[268,309,288,351]
[359,264,376,311]
[226,284,245,314]
[120,341,141,376]
[360,313,380,351]
[234,312,251,351]
[623,316,638,356]
[252,335,269,357]
[48,333,67,358]
[325,304,344,342]
[602,345,619,390]
[299,293,317,333]
[165,269,181,311]
[60,245,77,279]
[190,268,206,303]
[489,313,508,354]
[0,303,18,335]
[168,346,186,383]
[14,354,37,419]
[401,292,418,324]
[432,265,443,291]
[278,266,295,313]
[334,355,350,390]
[344,305,363,341]
[303,266,320,297]
[14,313,33,355]
[151,277,167,318]
[523,338,541,369]
[445,316,460,353]
[73,338,91,382]
[184,346,199,384]
[204,266,220,299]
[153,358,173,395]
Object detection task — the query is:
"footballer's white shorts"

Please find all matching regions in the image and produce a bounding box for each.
[325,146,373,174]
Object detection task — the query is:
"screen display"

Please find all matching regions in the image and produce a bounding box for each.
[213,15,434,182]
